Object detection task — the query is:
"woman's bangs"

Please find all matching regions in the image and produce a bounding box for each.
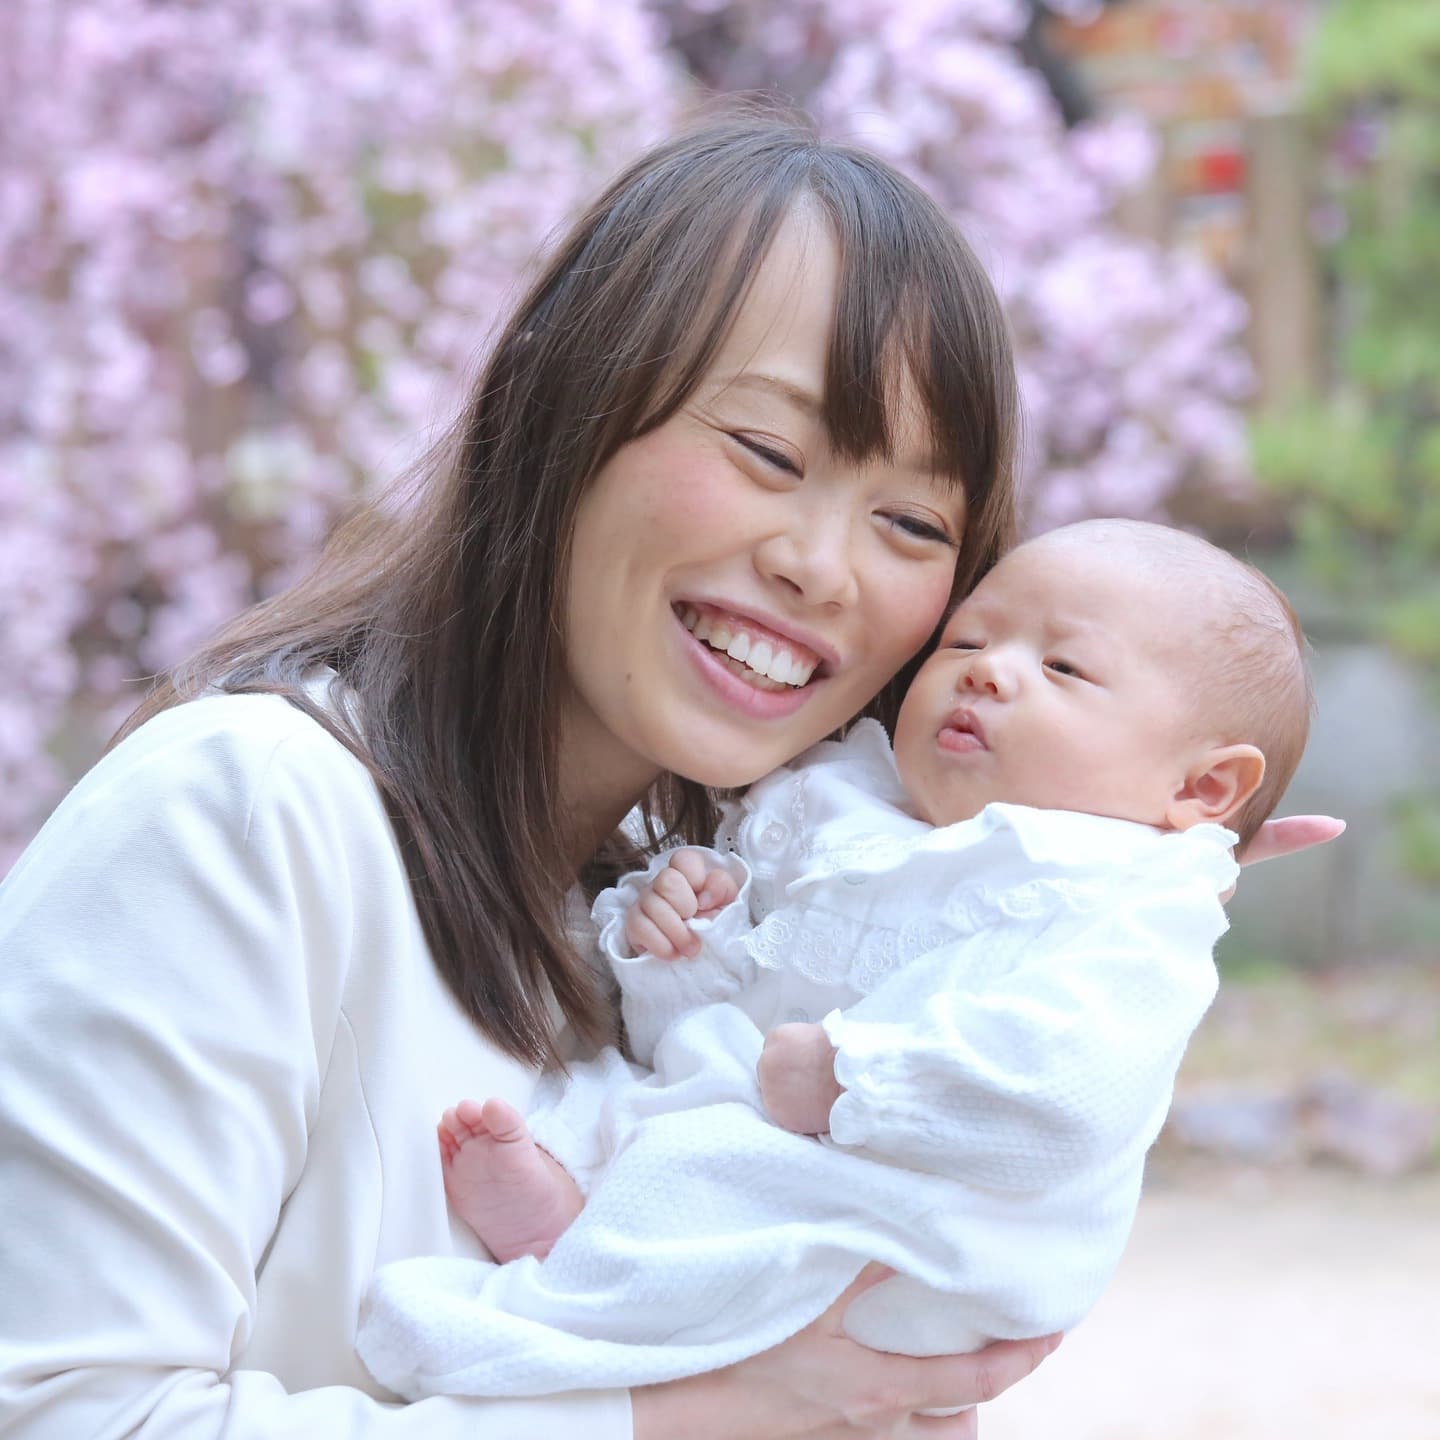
[596,133,1010,516]
[819,192,988,494]
[823,280,973,493]
[627,180,799,442]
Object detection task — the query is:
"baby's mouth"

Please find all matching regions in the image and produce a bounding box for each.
[677,604,822,692]
[940,709,988,750]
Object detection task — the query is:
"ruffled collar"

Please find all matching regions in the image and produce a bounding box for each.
[783,718,1237,894]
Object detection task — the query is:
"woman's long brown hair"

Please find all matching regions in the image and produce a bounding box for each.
[114,104,1021,1067]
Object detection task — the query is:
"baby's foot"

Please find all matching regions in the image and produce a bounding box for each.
[438,1097,584,1262]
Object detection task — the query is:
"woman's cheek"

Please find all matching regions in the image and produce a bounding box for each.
[813,559,951,731]
[632,432,738,535]
[881,557,955,666]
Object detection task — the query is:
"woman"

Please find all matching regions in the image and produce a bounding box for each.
[0,111,1332,1438]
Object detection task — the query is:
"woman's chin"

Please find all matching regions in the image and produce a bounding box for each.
[651,683,863,790]
[675,754,779,791]
[666,724,837,790]
[655,729,799,791]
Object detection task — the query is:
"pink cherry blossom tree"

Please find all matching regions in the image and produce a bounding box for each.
[0,0,679,863]
[1,0,1250,866]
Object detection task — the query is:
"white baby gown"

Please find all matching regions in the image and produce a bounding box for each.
[358,720,1236,1399]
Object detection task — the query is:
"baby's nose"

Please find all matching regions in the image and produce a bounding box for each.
[959,650,1015,698]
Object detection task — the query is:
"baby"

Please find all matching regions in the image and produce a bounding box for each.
[358,519,1313,1399]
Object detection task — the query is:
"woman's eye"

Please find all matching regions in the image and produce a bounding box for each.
[885,513,955,545]
[735,435,801,475]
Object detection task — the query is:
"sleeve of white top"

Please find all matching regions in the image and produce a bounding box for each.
[592,847,757,1067]
[821,883,1223,1192]
[0,709,630,1440]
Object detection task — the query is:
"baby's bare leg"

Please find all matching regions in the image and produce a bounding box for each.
[438,1097,584,1261]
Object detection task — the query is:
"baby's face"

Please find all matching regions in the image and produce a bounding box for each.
[893,537,1206,829]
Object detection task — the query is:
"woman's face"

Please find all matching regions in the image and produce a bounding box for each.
[561,205,965,804]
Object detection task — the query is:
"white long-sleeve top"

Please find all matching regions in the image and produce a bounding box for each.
[0,692,630,1440]
[359,720,1236,1399]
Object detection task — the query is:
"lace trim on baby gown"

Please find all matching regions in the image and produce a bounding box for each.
[975,872,1116,920]
[715,726,1238,997]
[714,794,807,923]
[740,866,1133,994]
[737,834,1234,997]
[743,908,958,993]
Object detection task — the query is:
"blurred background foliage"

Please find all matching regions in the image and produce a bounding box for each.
[1254,0,1440,662]
[1250,0,1440,890]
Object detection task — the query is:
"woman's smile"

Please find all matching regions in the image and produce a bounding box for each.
[677,602,830,689]
[673,602,826,720]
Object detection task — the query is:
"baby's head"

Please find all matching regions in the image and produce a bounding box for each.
[892,519,1313,847]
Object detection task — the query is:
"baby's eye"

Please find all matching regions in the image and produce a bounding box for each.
[948,639,983,652]
[1045,657,1084,679]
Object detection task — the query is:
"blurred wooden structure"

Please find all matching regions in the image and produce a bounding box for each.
[1050,0,1323,409]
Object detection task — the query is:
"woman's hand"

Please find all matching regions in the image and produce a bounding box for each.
[1224,814,1344,902]
[631,1265,1061,1440]
[1238,814,1345,866]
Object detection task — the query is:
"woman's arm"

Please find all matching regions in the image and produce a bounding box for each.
[633,1266,1061,1439]
[0,699,627,1440]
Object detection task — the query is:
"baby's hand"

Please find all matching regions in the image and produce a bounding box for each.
[758,1023,844,1135]
[623,849,739,960]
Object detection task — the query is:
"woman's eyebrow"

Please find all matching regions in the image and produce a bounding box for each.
[715,370,823,416]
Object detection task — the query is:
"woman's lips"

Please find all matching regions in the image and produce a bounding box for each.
[675,601,829,688]
[675,609,821,720]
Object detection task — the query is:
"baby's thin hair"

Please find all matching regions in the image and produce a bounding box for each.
[1206,564,1311,846]
[1043,519,1314,848]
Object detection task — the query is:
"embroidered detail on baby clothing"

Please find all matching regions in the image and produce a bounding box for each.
[744,910,954,993]
[985,874,1114,919]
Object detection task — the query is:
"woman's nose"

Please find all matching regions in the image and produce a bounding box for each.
[753,513,861,609]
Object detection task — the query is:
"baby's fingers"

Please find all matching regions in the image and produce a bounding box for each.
[652,861,703,920]
[625,907,679,960]
[696,867,740,913]
[636,888,699,959]
[665,848,715,894]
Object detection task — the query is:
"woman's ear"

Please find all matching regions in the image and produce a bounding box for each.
[1166,744,1266,832]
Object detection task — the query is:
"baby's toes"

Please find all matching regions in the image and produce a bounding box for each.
[478,1097,529,1144]
[452,1097,492,1140]
[437,1118,460,1165]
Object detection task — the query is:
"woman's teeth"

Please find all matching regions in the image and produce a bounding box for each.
[680,607,819,690]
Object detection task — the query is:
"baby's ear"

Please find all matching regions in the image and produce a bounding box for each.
[1166,745,1266,832]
